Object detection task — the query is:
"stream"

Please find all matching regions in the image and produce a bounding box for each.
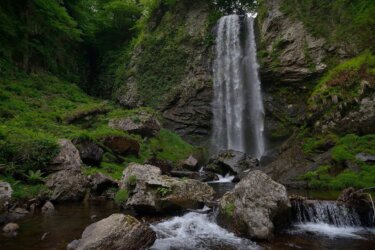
[1,182,375,250]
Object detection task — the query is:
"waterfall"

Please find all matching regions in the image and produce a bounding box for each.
[212,14,265,159]
[292,200,362,227]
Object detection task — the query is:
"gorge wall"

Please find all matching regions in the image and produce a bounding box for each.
[116,0,375,189]
[115,0,215,144]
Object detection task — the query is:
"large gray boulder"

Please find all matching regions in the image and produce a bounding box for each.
[49,139,82,173]
[109,113,161,137]
[205,150,259,179]
[46,170,89,201]
[120,163,214,213]
[68,214,155,250]
[218,170,290,240]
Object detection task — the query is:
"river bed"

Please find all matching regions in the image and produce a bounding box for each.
[1,187,375,250]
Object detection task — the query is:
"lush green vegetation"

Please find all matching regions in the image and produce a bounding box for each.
[223,202,235,217]
[0,73,195,199]
[302,134,375,189]
[308,51,375,111]
[114,189,129,205]
[280,0,375,52]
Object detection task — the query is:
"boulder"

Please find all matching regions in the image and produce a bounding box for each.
[41,201,55,214]
[0,182,12,214]
[356,153,375,163]
[89,173,118,195]
[109,113,161,137]
[68,214,155,250]
[102,136,140,156]
[170,170,200,180]
[46,170,89,201]
[120,163,214,213]
[205,150,259,179]
[181,155,199,171]
[144,157,173,175]
[2,222,19,237]
[218,170,290,240]
[7,207,30,221]
[73,139,104,166]
[49,139,82,173]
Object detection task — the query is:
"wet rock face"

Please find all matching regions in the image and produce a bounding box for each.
[109,113,161,138]
[218,170,290,240]
[120,163,214,214]
[205,150,259,179]
[68,214,156,250]
[161,79,213,144]
[258,0,328,85]
[314,94,375,135]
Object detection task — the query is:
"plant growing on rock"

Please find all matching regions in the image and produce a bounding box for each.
[127,175,137,187]
[114,189,129,205]
[156,187,172,197]
[25,170,45,185]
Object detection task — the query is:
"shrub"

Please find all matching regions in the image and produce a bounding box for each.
[114,189,129,205]
[156,186,172,197]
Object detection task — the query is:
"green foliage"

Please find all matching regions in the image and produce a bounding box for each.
[223,202,235,217]
[25,170,45,185]
[149,129,194,163]
[0,127,59,176]
[212,0,258,14]
[84,162,125,180]
[2,176,50,200]
[309,51,375,110]
[301,134,375,190]
[127,175,137,186]
[156,186,172,197]
[302,134,338,155]
[332,134,375,163]
[280,0,375,51]
[114,189,129,205]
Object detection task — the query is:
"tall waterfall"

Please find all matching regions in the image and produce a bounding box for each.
[212,14,265,159]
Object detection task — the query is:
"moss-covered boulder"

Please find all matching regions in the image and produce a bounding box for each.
[218,170,290,240]
[120,163,214,214]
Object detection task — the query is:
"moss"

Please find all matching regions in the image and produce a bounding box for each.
[149,129,194,163]
[332,134,375,163]
[114,189,129,205]
[223,202,235,217]
[127,175,137,186]
[1,176,51,200]
[301,134,375,190]
[308,51,375,111]
[279,0,375,51]
[302,133,338,155]
[84,162,125,180]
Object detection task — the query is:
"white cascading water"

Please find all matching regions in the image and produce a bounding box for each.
[212,14,265,159]
[150,211,259,250]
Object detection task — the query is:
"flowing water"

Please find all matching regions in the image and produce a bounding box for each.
[150,211,259,250]
[211,14,265,159]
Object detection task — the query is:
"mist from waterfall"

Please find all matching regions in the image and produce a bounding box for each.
[212,14,265,159]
